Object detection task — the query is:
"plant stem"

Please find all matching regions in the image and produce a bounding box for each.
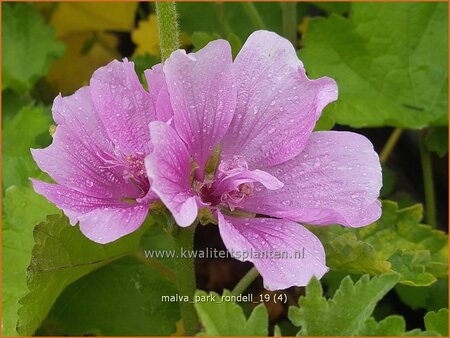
[281,2,298,47]
[173,225,199,335]
[419,130,437,227]
[155,7,198,333]
[380,128,403,164]
[241,3,266,30]
[155,2,180,62]
[232,267,259,296]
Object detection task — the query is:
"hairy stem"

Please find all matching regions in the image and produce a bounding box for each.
[282,2,298,47]
[419,130,437,227]
[155,2,180,61]
[173,225,199,335]
[232,267,259,296]
[241,3,267,30]
[380,128,403,164]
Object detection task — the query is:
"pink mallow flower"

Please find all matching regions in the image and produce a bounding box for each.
[145,31,382,290]
[31,59,173,243]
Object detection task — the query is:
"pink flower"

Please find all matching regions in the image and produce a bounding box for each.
[31,59,172,244]
[145,31,382,290]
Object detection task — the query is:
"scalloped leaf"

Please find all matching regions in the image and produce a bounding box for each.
[300,3,448,128]
[3,3,64,92]
[194,289,268,336]
[425,309,449,336]
[310,201,448,286]
[288,274,400,336]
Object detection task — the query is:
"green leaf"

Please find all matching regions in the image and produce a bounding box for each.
[194,289,268,336]
[293,274,445,336]
[36,215,178,335]
[3,3,64,92]
[273,324,282,336]
[37,256,179,335]
[425,127,448,157]
[16,215,150,335]
[3,104,52,158]
[389,250,436,286]
[288,274,400,335]
[360,315,407,336]
[131,54,160,86]
[300,3,448,128]
[360,315,440,336]
[310,201,448,286]
[313,105,335,131]
[227,33,243,59]
[1,89,32,121]
[396,279,448,311]
[311,2,350,15]
[2,186,59,336]
[2,103,52,191]
[177,3,284,41]
[3,186,59,233]
[192,31,221,51]
[425,309,449,336]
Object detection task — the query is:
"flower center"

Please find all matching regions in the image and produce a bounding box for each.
[198,156,283,211]
[123,153,148,186]
[98,147,150,197]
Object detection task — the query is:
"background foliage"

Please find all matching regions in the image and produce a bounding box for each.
[2,2,448,336]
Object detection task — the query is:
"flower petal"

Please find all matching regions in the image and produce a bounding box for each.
[145,121,198,227]
[90,58,155,155]
[163,40,236,179]
[221,30,337,168]
[31,87,140,199]
[144,64,173,122]
[218,213,328,290]
[31,179,148,243]
[242,131,382,227]
[212,169,283,196]
[78,206,148,244]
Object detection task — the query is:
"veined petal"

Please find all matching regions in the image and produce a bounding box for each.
[90,58,155,155]
[31,87,140,199]
[78,206,148,244]
[242,131,382,227]
[163,40,236,179]
[31,179,148,243]
[145,121,198,227]
[51,87,111,151]
[144,64,173,122]
[218,213,328,290]
[222,30,337,168]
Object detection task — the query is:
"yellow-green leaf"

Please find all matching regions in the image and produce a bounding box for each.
[50,2,138,37]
